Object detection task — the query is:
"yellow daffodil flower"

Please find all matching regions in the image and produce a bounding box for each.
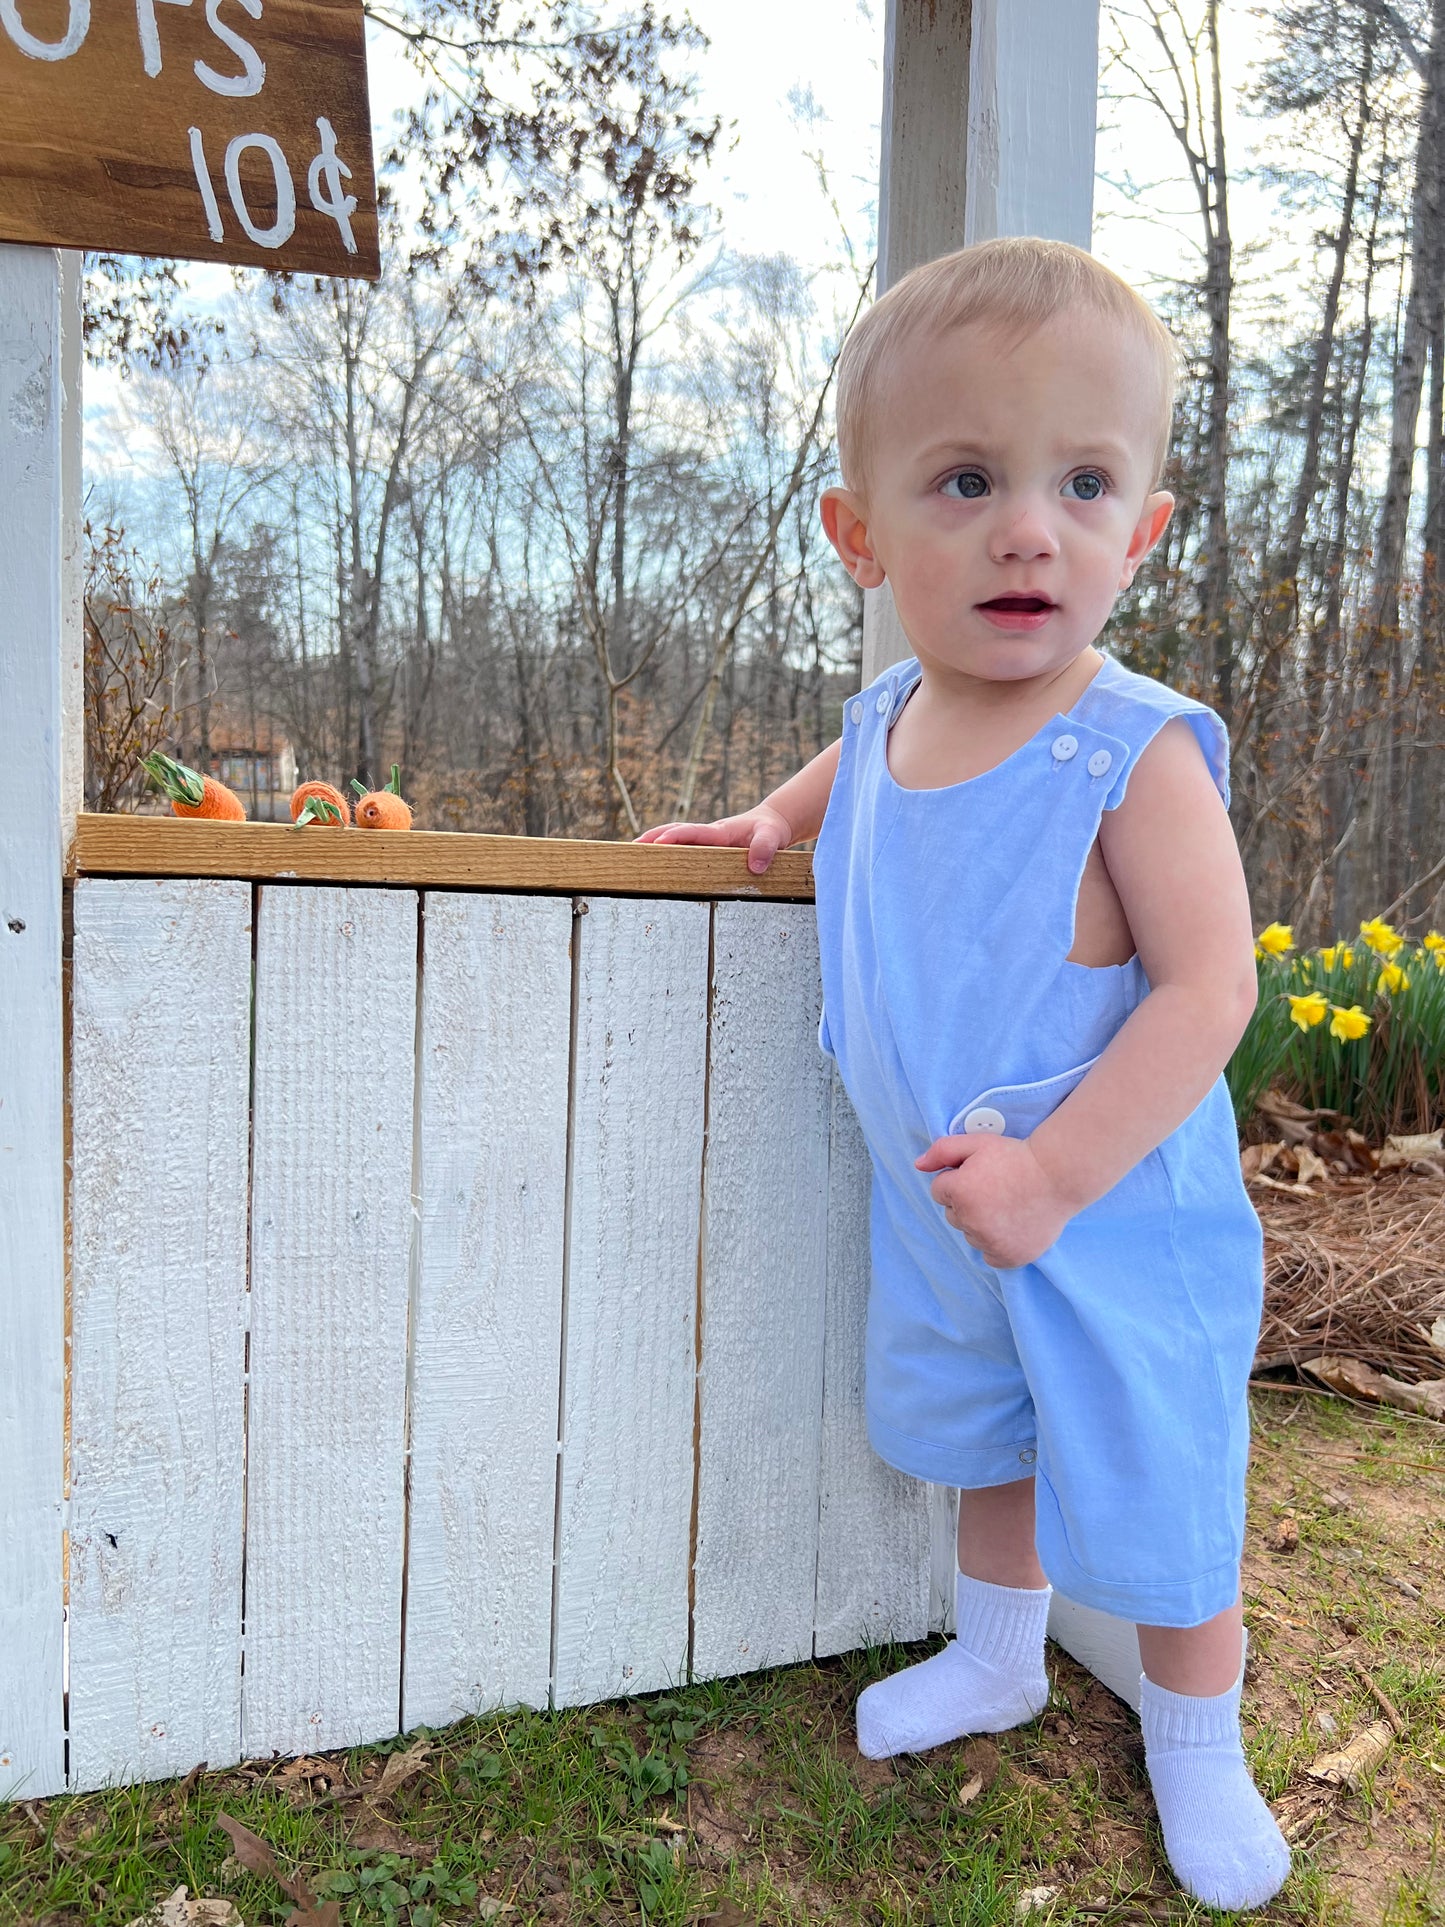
[1377,962,1410,994]
[1358,916,1404,957]
[1329,1003,1371,1042]
[1254,922,1294,958]
[1318,943,1353,970]
[1287,991,1329,1031]
[1423,930,1445,954]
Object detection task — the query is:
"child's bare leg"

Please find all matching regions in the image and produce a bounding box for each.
[855,1478,1050,1760]
[956,1476,1047,1588]
[1137,1598,1242,1694]
[1137,1594,1290,1908]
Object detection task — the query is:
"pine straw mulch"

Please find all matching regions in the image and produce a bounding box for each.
[1248,1095,1445,1414]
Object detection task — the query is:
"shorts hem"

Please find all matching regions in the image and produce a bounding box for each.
[867,1411,1040,1489]
[1035,1529,1240,1628]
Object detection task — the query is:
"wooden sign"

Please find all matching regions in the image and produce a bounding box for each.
[0,0,379,278]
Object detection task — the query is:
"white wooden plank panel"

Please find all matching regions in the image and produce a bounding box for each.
[0,248,70,1801]
[245,885,416,1755]
[930,1486,961,1634]
[814,1071,931,1658]
[68,879,251,1788]
[692,903,832,1679]
[553,897,709,1707]
[403,893,571,1727]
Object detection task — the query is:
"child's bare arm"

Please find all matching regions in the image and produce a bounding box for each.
[918,721,1257,1267]
[635,737,841,875]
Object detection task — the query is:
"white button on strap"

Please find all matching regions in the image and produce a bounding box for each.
[962,1106,1006,1135]
[876,693,890,714]
[1051,735,1078,762]
[850,700,864,725]
[1087,749,1113,777]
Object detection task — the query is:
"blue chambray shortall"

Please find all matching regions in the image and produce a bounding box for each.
[813,652,1264,1628]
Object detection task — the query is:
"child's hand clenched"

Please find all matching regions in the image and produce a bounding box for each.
[635,803,795,875]
[915,1134,1076,1270]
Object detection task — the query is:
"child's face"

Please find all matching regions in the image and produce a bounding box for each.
[821,311,1173,686]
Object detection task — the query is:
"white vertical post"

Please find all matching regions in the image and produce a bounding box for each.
[865,1,1140,1708]
[0,245,81,1799]
[862,0,1102,686]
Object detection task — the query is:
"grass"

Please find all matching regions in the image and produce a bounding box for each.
[4,1396,1444,1927]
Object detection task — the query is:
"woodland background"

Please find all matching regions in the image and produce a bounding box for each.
[82,0,1445,938]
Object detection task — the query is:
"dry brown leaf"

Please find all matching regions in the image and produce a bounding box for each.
[955,1769,985,1808]
[1263,1515,1299,1553]
[373,1739,431,1800]
[1303,1353,1445,1420]
[346,1815,433,1858]
[123,1889,244,1927]
[212,1814,336,1924]
[1381,1131,1445,1170]
[1306,1719,1394,1788]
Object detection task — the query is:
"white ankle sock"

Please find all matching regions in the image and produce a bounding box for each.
[855,1572,1051,1760]
[1140,1667,1291,1909]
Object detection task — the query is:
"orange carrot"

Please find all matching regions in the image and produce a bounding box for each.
[141,751,246,822]
[290,780,351,827]
[351,764,413,831]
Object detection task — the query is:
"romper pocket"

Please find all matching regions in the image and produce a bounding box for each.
[947,1055,1101,1140]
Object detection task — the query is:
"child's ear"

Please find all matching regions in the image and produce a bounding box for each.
[1119,489,1174,590]
[820,485,887,590]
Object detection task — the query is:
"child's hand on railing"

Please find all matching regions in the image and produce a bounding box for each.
[635,804,795,875]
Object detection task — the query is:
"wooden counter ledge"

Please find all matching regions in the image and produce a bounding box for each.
[72,814,817,902]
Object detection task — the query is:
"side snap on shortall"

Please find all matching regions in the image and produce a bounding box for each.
[813,652,1264,1628]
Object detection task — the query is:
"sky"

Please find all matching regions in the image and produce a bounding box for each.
[85,0,1301,487]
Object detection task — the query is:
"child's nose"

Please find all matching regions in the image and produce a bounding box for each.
[987,501,1060,564]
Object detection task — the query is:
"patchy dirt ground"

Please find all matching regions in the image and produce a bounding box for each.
[3,1393,1443,1927]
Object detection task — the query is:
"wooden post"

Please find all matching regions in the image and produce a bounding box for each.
[0,243,81,1798]
[863,0,1102,686]
[865,0,1142,1709]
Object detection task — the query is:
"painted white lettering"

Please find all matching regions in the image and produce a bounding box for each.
[307,117,358,253]
[135,0,192,78]
[224,131,295,248]
[194,0,264,97]
[0,0,90,60]
[187,126,225,241]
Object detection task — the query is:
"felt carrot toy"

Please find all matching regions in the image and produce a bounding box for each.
[351,765,413,831]
[290,780,351,827]
[140,751,247,822]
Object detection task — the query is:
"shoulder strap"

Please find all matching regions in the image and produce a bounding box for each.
[1078,657,1231,809]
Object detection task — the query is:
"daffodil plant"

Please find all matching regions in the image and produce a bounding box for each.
[1227,917,1445,1136]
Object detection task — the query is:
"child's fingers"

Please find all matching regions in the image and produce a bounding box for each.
[745,827,783,874]
[915,1135,990,1172]
[640,822,745,849]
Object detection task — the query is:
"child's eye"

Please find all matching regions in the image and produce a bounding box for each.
[942,470,989,500]
[1064,470,1108,501]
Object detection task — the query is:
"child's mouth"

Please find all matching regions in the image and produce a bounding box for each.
[977,595,1057,632]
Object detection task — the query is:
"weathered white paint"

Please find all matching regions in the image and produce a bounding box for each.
[58,249,83,855]
[244,885,417,1755]
[814,1069,932,1657]
[0,246,69,1800]
[965,0,1100,250]
[68,879,251,1788]
[692,903,833,1679]
[552,896,709,1706]
[1047,1593,1142,1710]
[403,893,571,1727]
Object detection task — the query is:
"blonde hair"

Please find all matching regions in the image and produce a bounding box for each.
[834,237,1179,496]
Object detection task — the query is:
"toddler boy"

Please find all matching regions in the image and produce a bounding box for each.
[639,238,1289,1910]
